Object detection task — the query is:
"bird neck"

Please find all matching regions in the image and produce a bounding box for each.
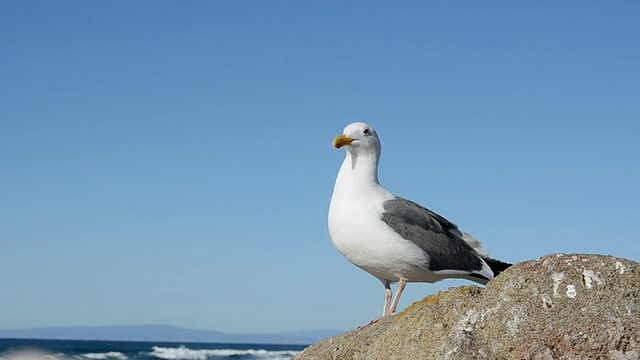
[337,150,380,189]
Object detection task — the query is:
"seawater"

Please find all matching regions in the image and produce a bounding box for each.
[0,339,303,360]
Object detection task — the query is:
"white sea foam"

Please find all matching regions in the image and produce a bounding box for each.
[149,346,299,360]
[80,352,128,360]
[0,350,68,360]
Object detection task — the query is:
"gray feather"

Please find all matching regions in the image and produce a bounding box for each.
[380,197,485,274]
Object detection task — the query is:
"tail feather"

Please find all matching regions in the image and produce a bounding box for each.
[484,258,512,278]
[461,233,512,280]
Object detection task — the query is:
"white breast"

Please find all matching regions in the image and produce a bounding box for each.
[328,179,433,283]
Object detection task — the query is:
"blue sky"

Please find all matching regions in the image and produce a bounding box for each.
[1,1,638,334]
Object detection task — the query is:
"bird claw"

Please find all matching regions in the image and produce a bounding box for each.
[357,313,397,330]
[357,317,381,330]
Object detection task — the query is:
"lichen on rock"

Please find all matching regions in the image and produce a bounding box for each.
[294,254,640,360]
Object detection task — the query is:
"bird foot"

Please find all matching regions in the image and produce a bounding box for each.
[357,317,381,330]
[357,313,397,330]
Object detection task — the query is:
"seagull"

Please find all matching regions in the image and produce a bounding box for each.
[328,122,511,322]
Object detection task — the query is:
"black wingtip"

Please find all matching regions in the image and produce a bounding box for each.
[485,258,513,278]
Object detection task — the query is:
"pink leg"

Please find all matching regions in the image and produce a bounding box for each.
[382,285,392,316]
[388,279,407,314]
[358,282,393,330]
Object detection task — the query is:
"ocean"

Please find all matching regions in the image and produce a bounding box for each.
[0,339,304,360]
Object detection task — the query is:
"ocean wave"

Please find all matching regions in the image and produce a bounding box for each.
[149,346,299,360]
[79,352,128,360]
[0,350,128,360]
[0,350,69,360]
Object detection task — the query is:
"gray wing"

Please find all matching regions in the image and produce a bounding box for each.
[381,197,486,274]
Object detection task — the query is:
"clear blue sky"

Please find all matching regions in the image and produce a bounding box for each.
[1,1,638,334]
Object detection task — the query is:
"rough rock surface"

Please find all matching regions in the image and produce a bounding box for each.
[294,254,639,360]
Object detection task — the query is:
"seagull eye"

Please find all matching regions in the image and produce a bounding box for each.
[363,128,370,135]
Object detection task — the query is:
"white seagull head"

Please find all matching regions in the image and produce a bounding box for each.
[333,122,381,157]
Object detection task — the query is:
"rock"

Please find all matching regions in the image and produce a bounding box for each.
[294,254,640,360]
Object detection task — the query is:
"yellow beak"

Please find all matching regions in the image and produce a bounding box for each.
[333,135,354,149]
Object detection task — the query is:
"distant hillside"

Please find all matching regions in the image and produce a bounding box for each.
[0,325,341,345]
